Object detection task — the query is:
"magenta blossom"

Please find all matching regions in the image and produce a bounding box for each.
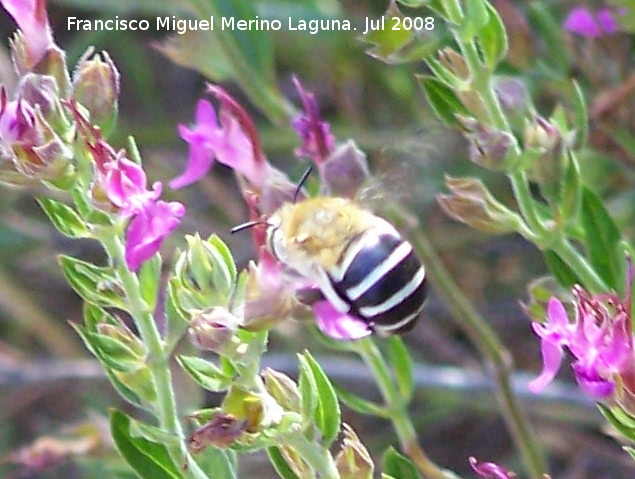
[530,269,634,398]
[312,300,372,340]
[563,6,622,38]
[125,200,185,271]
[291,76,334,164]
[171,88,270,190]
[1,0,54,67]
[102,156,162,215]
[0,93,37,145]
[469,457,517,479]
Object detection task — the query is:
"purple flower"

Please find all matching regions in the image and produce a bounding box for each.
[0,94,37,145]
[171,87,270,190]
[124,200,185,271]
[469,457,517,479]
[563,6,622,38]
[530,263,635,399]
[1,0,54,66]
[291,76,334,164]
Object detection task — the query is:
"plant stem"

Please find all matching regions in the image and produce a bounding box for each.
[99,231,208,479]
[392,209,547,479]
[354,338,459,479]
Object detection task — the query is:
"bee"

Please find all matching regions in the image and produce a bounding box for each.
[263,196,427,335]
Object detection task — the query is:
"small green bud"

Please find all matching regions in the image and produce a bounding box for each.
[438,176,523,234]
[187,307,239,355]
[222,384,283,433]
[335,424,374,479]
[262,368,302,413]
[96,322,146,359]
[72,50,120,137]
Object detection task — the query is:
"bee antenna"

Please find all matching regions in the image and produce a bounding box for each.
[230,220,265,234]
[294,165,313,203]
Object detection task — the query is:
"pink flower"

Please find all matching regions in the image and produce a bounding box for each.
[102,156,162,215]
[312,300,372,340]
[563,6,622,38]
[124,200,185,271]
[0,93,37,145]
[171,87,269,190]
[530,263,635,398]
[469,457,517,479]
[1,0,54,66]
[291,76,334,164]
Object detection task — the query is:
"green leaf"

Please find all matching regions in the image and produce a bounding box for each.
[477,2,508,69]
[138,254,161,311]
[297,354,318,422]
[177,355,233,392]
[267,447,301,479]
[599,404,635,442]
[418,76,469,126]
[72,323,145,408]
[570,80,588,147]
[110,410,182,479]
[193,447,237,479]
[382,447,422,479]
[85,331,142,372]
[333,383,389,418]
[623,446,635,463]
[209,234,237,287]
[164,278,190,350]
[544,250,580,289]
[461,0,489,41]
[37,197,90,238]
[527,2,570,73]
[425,56,462,89]
[301,351,341,445]
[397,0,445,16]
[59,255,126,309]
[559,155,581,223]
[580,187,624,291]
[362,3,444,64]
[386,337,414,402]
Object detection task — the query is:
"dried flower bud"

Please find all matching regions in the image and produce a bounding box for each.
[72,50,120,136]
[458,116,516,171]
[262,368,302,413]
[438,176,523,234]
[437,47,470,81]
[188,413,247,451]
[335,424,374,479]
[187,307,239,354]
[320,140,370,198]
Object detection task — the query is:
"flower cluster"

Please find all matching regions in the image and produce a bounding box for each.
[173,80,374,340]
[563,6,623,38]
[0,0,184,272]
[530,262,635,399]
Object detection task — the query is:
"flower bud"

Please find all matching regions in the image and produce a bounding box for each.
[458,116,516,171]
[17,73,62,123]
[222,384,283,433]
[72,50,120,137]
[96,322,146,358]
[437,47,470,82]
[242,250,294,331]
[438,176,523,234]
[523,115,574,202]
[174,234,236,311]
[262,368,302,413]
[187,307,239,355]
[494,76,532,133]
[335,424,374,479]
[279,445,313,478]
[320,140,370,199]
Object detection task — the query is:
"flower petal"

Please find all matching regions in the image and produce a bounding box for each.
[312,300,372,340]
[529,337,564,392]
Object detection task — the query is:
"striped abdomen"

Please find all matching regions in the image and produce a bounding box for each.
[325,229,427,335]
